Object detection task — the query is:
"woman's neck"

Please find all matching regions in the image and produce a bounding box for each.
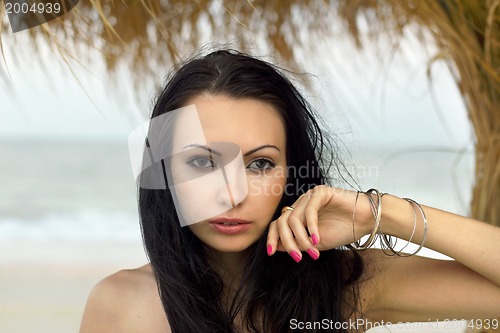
[206,248,251,318]
[208,249,248,284]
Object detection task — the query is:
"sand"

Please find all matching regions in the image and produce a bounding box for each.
[0,240,147,333]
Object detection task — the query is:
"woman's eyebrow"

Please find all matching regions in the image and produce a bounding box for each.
[183,144,222,156]
[244,145,280,156]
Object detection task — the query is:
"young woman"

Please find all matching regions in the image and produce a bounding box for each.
[80,50,500,333]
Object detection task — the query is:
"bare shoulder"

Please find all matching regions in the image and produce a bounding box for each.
[79,264,170,333]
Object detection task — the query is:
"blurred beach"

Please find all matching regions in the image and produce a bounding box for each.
[0,138,147,333]
[0,138,473,333]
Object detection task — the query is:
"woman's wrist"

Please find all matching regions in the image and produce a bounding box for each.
[379,193,422,241]
[354,191,381,239]
[349,189,428,253]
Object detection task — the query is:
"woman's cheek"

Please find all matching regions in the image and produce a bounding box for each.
[246,171,286,199]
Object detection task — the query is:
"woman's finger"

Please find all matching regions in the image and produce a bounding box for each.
[287,195,319,260]
[276,239,300,252]
[304,186,334,247]
[276,209,303,263]
[266,220,279,256]
[267,194,306,257]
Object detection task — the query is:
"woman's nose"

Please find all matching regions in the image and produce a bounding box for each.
[216,180,235,208]
[216,156,248,208]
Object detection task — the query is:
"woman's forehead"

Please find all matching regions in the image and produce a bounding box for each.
[179,95,286,150]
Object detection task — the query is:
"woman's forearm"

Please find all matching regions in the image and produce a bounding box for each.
[381,194,500,287]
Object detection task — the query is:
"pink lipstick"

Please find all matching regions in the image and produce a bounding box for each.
[208,217,251,234]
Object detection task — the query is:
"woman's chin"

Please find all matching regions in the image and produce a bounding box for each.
[209,243,253,253]
[204,237,257,254]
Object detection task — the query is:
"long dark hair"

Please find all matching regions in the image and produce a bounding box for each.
[139,49,364,332]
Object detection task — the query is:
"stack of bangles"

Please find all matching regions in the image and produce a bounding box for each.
[349,189,428,257]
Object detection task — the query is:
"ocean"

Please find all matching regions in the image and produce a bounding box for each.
[0,138,140,244]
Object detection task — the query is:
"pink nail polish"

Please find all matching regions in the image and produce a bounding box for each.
[290,250,302,263]
[267,244,273,256]
[311,233,319,245]
[306,249,319,260]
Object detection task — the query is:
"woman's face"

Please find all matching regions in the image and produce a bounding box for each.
[171,94,287,253]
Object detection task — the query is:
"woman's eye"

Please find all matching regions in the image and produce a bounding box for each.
[247,158,275,171]
[187,156,216,169]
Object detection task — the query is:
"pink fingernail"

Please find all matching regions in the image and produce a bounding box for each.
[311,233,319,245]
[267,244,273,256]
[306,249,319,260]
[290,250,302,263]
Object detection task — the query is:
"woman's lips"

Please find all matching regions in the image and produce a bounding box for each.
[208,217,251,234]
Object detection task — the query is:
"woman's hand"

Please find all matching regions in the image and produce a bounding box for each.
[267,185,375,262]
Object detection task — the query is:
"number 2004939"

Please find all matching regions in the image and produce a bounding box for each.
[5,2,61,15]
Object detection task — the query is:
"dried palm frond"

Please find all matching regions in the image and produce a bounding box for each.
[336,0,499,227]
